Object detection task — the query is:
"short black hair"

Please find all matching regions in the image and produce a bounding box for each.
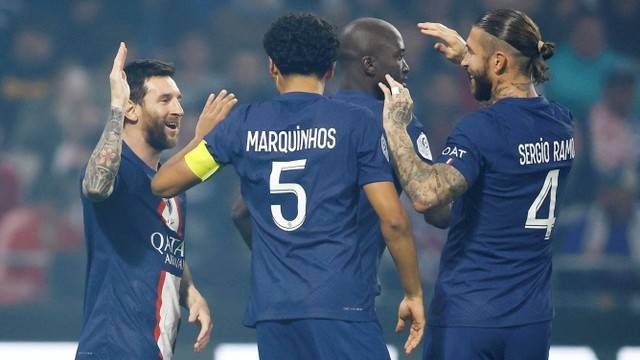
[475,9,554,84]
[263,12,339,79]
[124,60,175,104]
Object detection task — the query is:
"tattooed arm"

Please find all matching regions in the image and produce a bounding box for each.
[82,107,125,201]
[82,42,130,202]
[379,75,467,218]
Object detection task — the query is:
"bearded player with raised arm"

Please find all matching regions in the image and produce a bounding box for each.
[380,9,574,360]
[76,43,227,359]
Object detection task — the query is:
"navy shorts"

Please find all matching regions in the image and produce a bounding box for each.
[422,321,552,360]
[255,319,390,360]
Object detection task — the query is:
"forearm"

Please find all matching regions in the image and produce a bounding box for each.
[380,214,423,298]
[180,262,203,309]
[385,123,463,212]
[152,138,203,197]
[82,107,125,202]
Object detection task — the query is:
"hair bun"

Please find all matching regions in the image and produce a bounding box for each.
[539,41,555,60]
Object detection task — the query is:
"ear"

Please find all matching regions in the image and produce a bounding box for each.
[361,56,375,76]
[324,62,335,81]
[493,51,508,75]
[124,99,138,122]
[268,57,279,80]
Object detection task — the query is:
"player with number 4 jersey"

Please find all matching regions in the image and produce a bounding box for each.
[381,9,574,360]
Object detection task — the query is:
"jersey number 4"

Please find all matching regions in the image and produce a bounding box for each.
[270,160,307,231]
[525,169,559,240]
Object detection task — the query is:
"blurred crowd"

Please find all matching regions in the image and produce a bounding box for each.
[0,0,639,325]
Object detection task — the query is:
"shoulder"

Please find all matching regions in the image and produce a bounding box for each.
[547,100,574,124]
[327,97,376,118]
[454,107,496,134]
[227,103,253,122]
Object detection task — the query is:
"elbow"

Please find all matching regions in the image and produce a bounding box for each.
[411,195,440,213]
[412,199,430,213]
[380,214,412,240]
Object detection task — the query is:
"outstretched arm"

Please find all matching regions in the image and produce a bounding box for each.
[151,91,237,197]
[82,42,130,202]
[379,75,467,216]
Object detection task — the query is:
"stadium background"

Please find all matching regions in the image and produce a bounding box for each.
[0,0,639,359]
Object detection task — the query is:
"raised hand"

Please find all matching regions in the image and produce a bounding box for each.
[110,42,130,109]
[194,90,238,140]
[418,22,467,64]
[83,42,129,202]
[378,74,414,129]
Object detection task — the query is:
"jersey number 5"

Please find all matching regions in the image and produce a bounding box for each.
[525,169,559,240]
[270,160,307,231]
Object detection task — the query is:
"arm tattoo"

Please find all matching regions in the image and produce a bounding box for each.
[384,104,467,210]
[82,107,125,201]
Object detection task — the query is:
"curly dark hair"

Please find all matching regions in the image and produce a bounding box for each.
[263,12,339,79]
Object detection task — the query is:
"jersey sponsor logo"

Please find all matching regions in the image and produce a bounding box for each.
[416,133,433,161]
[381,135,390,162]
[441,146,467,159]
[246,127,337,153]
[518,137,575,166]
[157,198,182,236]
[150,232,184,271]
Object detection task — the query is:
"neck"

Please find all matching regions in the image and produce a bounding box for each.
[490,75,538,104]
[340,75,379,99]
[123,127,162,170]
[279,74,325,95]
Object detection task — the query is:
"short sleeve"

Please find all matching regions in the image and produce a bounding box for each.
[436,113,487,187]
[203,105,245,165]
[406,115,433,164]
[356,109,394,186]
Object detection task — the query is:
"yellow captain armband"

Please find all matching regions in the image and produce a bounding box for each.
[184,140,221,181]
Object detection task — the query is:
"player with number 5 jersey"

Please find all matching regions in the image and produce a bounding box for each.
[151,12,425,360]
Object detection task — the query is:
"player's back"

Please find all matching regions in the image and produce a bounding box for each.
[204,92,393,326]
[430,96,574,327]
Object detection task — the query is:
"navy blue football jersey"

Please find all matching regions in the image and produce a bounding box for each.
[203,92,394,326]
[429,96,574,327]
[77,143,186,359]
[332,90,432,308]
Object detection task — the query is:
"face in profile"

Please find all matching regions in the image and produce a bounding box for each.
[137,76,184,150]
[461,27,493,102]
[376,31,410,87]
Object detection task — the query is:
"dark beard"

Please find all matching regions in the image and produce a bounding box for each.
[146,120,176,151]
[472,73,492,102]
